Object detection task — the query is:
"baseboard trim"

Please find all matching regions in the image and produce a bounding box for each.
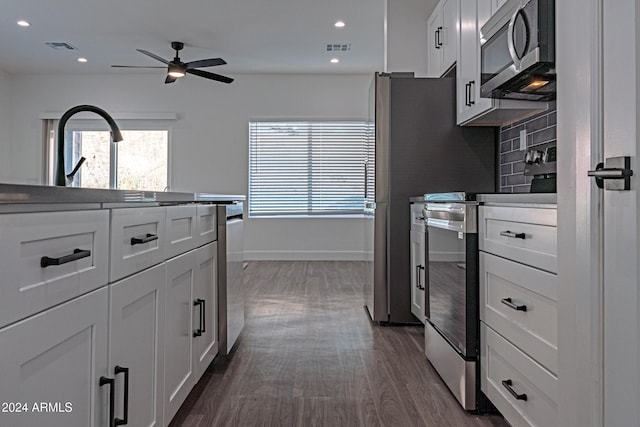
[244,251,366,261]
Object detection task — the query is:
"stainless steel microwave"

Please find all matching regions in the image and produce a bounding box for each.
[480,0,555,101]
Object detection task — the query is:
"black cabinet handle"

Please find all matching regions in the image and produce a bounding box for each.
[499,230,526,239]
[114,366,129,426]
[41,248,91,268]
[469,80,475,105]
[501,297,527,312]
[502,379,528,401]
[130,233,159,246]
[198,298,206,333]
[193,300,203,337]
[100,376,116,427]
[434,29,440,49]
[437,27,443,47]
[416,265,425,290]
[465,82,471,106]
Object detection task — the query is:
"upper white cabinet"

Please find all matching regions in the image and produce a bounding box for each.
[428,0,458,77]
[456,0,548,125]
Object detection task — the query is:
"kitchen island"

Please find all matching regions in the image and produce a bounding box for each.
[0,183,245,427]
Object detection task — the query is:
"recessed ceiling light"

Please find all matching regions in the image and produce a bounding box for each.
[17,20,30,27]
[330,58,340,64]
[334,20,345,28]
[77,57,88,63]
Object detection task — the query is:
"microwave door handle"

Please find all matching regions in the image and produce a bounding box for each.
[507,6,524,69]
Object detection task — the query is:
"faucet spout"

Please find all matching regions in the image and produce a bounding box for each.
[55,105,123,186]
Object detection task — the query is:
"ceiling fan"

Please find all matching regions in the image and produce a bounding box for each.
[111,41,233,84]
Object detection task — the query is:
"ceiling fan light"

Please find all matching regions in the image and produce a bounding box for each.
[168,64,185,78]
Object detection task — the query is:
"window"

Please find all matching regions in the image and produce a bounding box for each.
[249,120,368,217]
[44,119,169,191]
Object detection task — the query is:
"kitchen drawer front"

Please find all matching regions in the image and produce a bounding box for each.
[196,204,217,246]
[0,210,109,328]
[166,205,198,258]
[480,252,557,374]
[479,206,557,273]
[410,202,425,229]
[481,324,558,427]
[110,207,166,281]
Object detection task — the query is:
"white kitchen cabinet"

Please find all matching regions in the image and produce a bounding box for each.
[163,250,197,423]
[193,242,218,378]
[109,263,166,427]
[409,202,425,323]
[457,0,548,125]
[0,287,109,427]
[428,0,458,77]
[0,209,109,328]
[166,205,198,259]
[163,243,219,424]
[110,207,166,282]
[479,203,558,427]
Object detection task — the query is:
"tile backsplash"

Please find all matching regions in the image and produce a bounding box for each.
[498,101,557,193]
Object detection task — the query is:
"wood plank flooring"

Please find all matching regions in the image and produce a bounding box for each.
[169,261,509,427]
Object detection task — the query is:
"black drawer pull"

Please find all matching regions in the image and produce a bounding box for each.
[114,366,129,426]
[499,231,527,239]
[501,297,527,312]
[502,379,528,401]
[193,299,204,337]
[100,376,116,427]
[130,233,158,246]
[41,248,91,268]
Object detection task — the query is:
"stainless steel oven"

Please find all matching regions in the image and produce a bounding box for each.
[422,192,488,411]
[480,0,555,101]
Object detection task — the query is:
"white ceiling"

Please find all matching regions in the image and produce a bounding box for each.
[0,0,386,77]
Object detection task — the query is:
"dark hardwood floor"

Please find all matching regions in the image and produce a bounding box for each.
[170,261,509,427]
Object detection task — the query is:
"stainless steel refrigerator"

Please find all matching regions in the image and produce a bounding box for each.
[363,72,496,324]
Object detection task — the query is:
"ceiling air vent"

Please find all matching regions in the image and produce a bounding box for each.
[326,43,351,52]
[45,42,77,51]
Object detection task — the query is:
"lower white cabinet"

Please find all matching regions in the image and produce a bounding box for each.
[0,287,109,427]
[410,229,426,322]
[163,242,218,424]
[109,263,166,427]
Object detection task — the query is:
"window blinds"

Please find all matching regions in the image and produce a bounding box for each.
[249,121,368,217]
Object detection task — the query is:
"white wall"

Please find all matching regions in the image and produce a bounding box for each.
[7,72,371,260]
[0,70,13,182]
[385,0,439,76]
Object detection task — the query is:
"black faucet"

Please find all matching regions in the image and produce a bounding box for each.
[55,105,124,186]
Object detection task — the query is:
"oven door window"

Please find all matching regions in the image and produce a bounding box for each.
[426,226,468,355]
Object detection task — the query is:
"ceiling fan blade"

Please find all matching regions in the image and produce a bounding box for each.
[185,58,227,69]
[111,65,166,69]
[186,68,234,84]
[165,74,178,84]
[136,49,170,65]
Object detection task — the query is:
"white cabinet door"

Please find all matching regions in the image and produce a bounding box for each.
[491,0,507,14]
[109,263,165,427]
[164,252,197,423]
[0,287,109,427]
[193,242,218,378]
[410,229,425,323]
[441,0,458,72]
[427,6,444,77]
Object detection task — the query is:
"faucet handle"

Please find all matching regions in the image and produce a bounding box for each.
[65,157,86,185]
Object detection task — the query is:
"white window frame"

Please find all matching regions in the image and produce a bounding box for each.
[42,115,174,190]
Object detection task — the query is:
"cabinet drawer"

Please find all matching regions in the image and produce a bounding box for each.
[0,210,109,328]
[196,204,217,246]
[481,324,558,427]
[110,207,166,281]
[479,206,557,273]
[166,205,198,258]
[480,252,557,374]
